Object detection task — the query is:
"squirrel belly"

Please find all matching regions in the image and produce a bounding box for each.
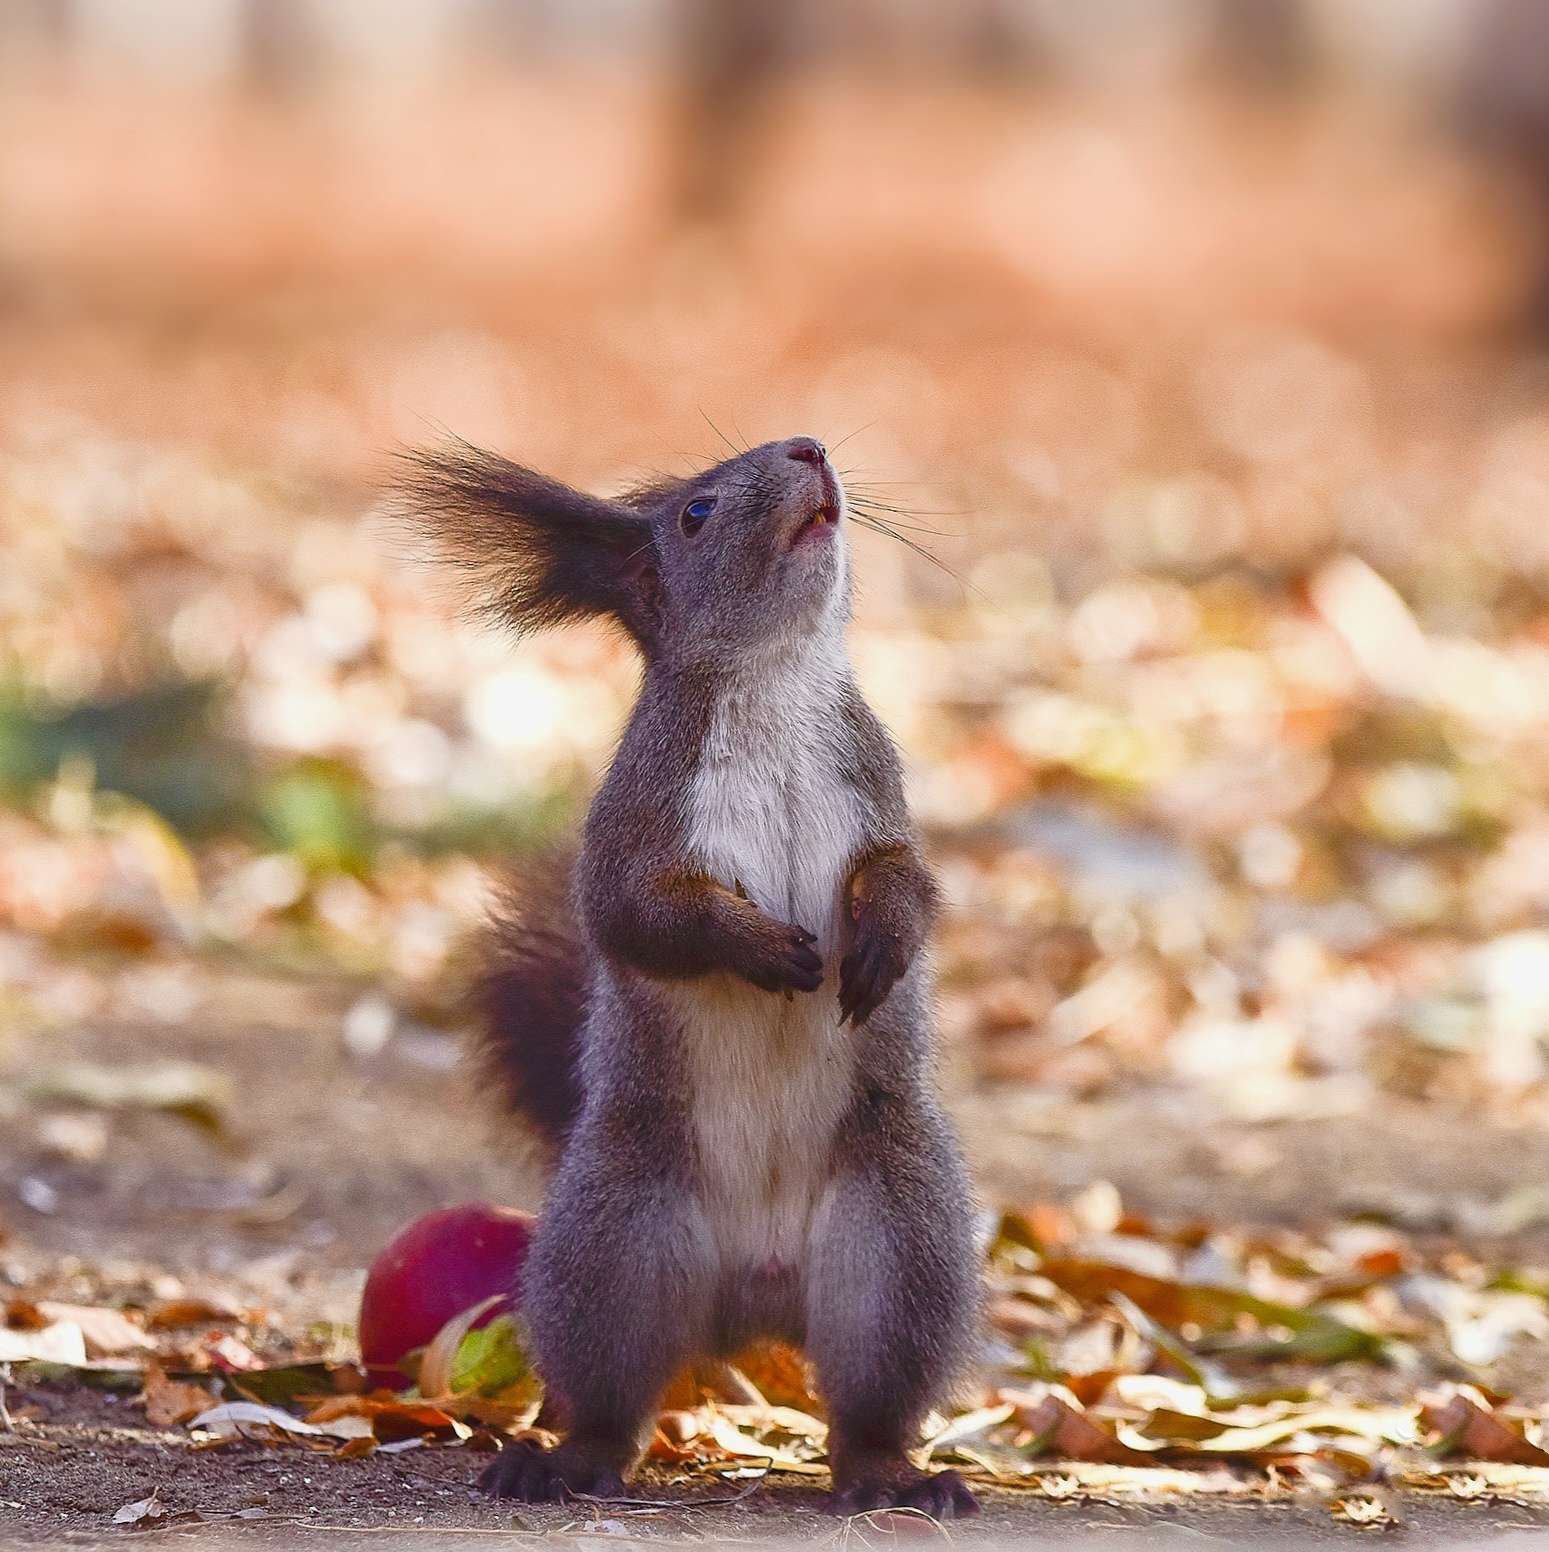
[661,634,868,1291]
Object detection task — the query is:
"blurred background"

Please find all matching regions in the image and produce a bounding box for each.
[8,0,1549,1286]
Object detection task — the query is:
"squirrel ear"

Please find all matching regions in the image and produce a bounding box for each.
[394,441,659,646]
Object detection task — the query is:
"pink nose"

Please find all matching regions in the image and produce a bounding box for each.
[787,439,827,465]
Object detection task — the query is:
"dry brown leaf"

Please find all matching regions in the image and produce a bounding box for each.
[1015,1391,1157,1465]
[302,1393,468,1443]
[23,1303,154,1353]
[648,1412,708,1463]
[4,1299,47,1330]
[1026,1462,1255,1497]
[112,1495,203,1529]
[1400,1462,1549,1498]
[189,1401,373,1443]
[725,1339,818,1410]
[1422,1386,1549,1466]
[924,1403,1016,1459]
[29,1301,154,1357]
[1330,1488,1401,1527]
[140,1362,217,1428]
[145,1297,242,1331]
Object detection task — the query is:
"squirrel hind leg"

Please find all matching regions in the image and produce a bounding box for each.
[804,1102,982,1519]
[510,1168,717,1499]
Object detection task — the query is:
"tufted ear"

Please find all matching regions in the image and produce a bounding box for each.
[393,440,661,649]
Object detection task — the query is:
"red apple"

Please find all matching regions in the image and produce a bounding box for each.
[358,1202,535,1389]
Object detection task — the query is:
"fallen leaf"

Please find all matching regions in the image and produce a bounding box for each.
[28,1301,154,1357]
[141,1362,217,1428]
[0,1324,87,1365]
[1331,1488,1401,1527]
[1422,1386,1549,1465]
[189,1400,375,1443]
[724,1339,817,1410]
[414,1294,506,1399]
[1400,1462,1549,1497]
[923,1403,1015,1459]
[303,1394,470,1443]
[1038,1258,1389,1363]
[25,1060,232,1140]
[231,1362,361,1408]
[202,1333,262,1371]
[1128,1405,1415,1455]
[145,1296,242,1330]
[1015,1391,1156,1465]
[112,1495,203,1529]
[693,1405,829,1474]
[112,1497,165,1527]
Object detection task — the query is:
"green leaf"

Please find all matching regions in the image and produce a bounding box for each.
[449,1315,530,1397]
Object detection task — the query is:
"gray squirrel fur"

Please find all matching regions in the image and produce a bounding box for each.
[397,435,980,1517]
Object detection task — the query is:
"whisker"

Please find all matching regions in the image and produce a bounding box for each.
[846,490,967,520]
[620,533,660,567]
[846,513,985,599]
[828,421,877,456]
[845,502,956,536]
[698,408,742,461]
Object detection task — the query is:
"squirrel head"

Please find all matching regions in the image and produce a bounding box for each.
[396,436,848,662]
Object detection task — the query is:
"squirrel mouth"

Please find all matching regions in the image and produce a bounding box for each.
[791,503,838,546]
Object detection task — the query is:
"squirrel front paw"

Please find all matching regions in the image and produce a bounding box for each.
[734,916,824,995]
[838,911,910,1026]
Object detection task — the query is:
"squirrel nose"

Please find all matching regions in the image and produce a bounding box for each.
[786,438,827,466]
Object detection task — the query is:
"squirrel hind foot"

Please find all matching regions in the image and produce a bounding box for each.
[826,1464,980,1521]
[479,1439,625,1505]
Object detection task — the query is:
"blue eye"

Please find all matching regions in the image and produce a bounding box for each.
[680,496,715,535]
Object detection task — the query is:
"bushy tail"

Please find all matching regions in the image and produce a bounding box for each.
[471,853,586,1161]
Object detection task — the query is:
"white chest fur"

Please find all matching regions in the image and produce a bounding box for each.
[672,635,867,1271]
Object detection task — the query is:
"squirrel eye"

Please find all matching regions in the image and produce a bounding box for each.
[680,496,715,536]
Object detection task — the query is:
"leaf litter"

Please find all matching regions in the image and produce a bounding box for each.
[9,1182,1549,1511]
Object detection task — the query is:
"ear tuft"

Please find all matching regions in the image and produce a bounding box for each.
[391,440,658,645]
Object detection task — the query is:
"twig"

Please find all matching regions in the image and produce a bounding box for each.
[568,1472,772,1512]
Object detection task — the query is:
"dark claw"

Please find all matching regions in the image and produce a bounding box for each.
[747,923,823,994]
[790,943,823,977]
[827,1468,979,1521]
[480,1440,624,1504]
[838,928,904,1026]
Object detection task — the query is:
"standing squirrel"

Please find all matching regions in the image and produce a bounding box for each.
[399,435,980,1517]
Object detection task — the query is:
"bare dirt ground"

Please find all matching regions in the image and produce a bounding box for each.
[7,961,1549,1545]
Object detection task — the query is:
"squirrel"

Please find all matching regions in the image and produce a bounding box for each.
[398,434,981,1518]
